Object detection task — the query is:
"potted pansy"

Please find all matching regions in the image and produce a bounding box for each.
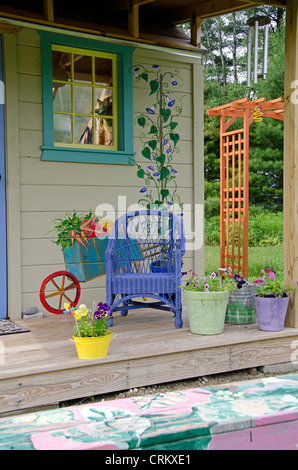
[65,302,116,359]
[252,270,295,332]
[181,271,237,335]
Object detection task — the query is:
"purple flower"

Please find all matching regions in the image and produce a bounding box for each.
[95,302,110,319]
[153,172,160,178]
[166,147,173,154]
[152,153,157,159]
[171,168,177,174]
[146,106,155,114]
[163,139,169,145]
[93,310,102,320]
[147,165,154,171]
[140,187,147,193]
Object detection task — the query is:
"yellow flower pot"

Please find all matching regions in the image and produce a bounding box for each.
[71,332,116,359]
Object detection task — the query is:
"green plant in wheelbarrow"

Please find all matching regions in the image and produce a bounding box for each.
[51,210,99,251]
[252,269,297,332]
[181,271,237,335]
[64,302,116,359]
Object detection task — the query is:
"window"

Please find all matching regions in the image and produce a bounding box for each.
[40,32,135,164]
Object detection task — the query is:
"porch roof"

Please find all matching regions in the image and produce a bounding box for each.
[0,0,287,53]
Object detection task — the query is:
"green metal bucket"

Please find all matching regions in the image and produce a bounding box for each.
[225,283,257,325]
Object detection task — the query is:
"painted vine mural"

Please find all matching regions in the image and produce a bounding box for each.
[131,64,184,210]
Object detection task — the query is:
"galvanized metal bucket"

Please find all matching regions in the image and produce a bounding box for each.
[225,283,257,324]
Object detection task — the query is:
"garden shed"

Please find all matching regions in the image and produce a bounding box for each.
[0,0,297,414]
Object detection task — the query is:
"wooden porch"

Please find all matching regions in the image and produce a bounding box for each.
[1,308,298,415]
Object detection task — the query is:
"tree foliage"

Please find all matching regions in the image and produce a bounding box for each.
[198,6,285,213]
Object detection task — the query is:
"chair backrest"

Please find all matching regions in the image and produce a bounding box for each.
[107,210,185,274]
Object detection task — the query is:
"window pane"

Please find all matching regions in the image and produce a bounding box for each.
[95,117,113,146]
[54,114,72,143]
[74,115,93,144]
[73,85,92,114]
[94,88,113,116]
[95,57,113,86]
[53,83,71,112]
[52,50,71,82]
[74,54,92,84]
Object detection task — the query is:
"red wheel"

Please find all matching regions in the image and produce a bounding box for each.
[40,271,81,314]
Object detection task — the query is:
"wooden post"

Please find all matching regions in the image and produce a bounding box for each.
[43,0,54,22]
[191,11,201,47]
[220,112,226,270]
[128,0,139,38]
[284,0,298,328]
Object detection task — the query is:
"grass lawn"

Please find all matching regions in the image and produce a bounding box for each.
[205,245,283,279]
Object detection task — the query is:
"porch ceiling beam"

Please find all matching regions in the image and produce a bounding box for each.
[169,1,261,24]
[239,0,286,5]
[110,0,157,13]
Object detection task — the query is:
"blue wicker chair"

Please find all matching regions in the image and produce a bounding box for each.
[105,210,185,328]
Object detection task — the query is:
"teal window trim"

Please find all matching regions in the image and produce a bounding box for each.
[39,31,135,164]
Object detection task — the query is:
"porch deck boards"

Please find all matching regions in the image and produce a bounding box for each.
[0,309,298,415]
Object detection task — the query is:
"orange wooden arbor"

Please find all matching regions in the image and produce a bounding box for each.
[207,97,284,278]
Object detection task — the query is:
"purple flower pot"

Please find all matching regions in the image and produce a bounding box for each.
[252,294,289,332]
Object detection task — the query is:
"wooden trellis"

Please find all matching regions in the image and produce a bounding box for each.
[207,97,284,278]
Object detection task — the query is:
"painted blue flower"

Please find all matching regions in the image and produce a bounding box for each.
[171,78,178,85]
[171,168,178,174]
[146,106,155,114]
[140,187,147,193]
[168,99,175,107]
[163,139,169,145]
[152,65,159,68]
[147,166,154,171]
[153,172,160,178]
[166,147,173,153]
[152,153,157,159]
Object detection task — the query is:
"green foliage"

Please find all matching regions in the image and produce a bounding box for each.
[205,208,283,247]
[201,7,286,222]
[205,245,283,280]
[256,271,295,298]
[74,314,109,338]
[182,271,237,293]
[51,210,97,251]
[65,303,110,338]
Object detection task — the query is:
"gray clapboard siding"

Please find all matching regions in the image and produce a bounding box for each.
[3,27,204,316]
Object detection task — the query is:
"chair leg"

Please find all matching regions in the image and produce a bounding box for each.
[121,294,128,316]
[174,308,183,328]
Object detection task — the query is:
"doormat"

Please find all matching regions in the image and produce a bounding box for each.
[0,319,30,335]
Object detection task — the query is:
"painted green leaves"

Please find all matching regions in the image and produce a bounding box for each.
[132,63,184,209]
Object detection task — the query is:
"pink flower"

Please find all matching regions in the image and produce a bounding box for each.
[254,279,264,284]
[267,271,276,280]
